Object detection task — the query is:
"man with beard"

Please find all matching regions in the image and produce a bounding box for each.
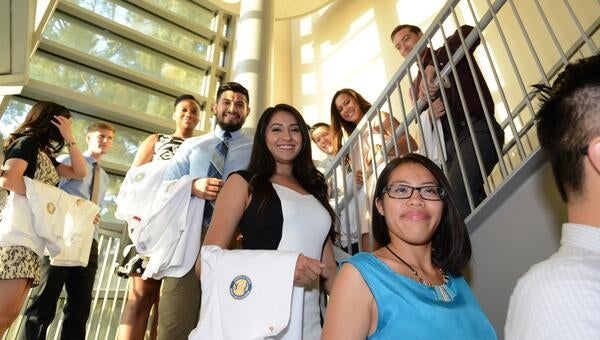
[158,82,253,340]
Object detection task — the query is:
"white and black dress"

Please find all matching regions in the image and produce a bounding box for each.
[235,170,331,339]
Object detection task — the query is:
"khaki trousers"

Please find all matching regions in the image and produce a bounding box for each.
[157,268,201,340]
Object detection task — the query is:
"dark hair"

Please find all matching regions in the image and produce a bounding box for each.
[174,94,201,108]
[330,88,372,153]
[87,121,115,134]
[247,104,336,232]
[216,82,250,104]
[309,122,331,142]
[534,55,600,202]
[372,153,471,274]
[390,24,422,41]
[4,101,72,154]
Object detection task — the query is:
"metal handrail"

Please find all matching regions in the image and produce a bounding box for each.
[324,0,599,254]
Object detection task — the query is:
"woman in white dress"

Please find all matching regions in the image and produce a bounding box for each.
[330,88,417,252]
[199,104,337,339]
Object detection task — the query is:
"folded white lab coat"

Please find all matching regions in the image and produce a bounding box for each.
[419,111,446,167]
[0,178,99,265]
[115,161,204,279]
[189,246,301,340]
[26,178,99,266]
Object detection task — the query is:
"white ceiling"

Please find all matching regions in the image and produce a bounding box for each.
[206,0,335,20]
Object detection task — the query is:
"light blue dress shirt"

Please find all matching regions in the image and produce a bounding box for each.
[57,153,108,240]
[164,126,253,181]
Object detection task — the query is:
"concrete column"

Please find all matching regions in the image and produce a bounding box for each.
[232,0,274,128]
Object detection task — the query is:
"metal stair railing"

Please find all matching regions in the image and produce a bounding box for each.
[325,0,599,255]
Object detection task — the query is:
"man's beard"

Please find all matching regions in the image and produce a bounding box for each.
[217,120,244,132]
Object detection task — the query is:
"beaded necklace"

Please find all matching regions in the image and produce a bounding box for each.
[385,245,453,302]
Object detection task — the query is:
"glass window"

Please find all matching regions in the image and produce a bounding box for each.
[43,13,206,93]
[1,97,150,167]
[142,0,214,30]
[63,0,210,59]
[217,44,227,67]
[222,15,231,37]
[0,98,33,139]
[68,112,149,166]
[30,52,175,120]
[101,173,124,223]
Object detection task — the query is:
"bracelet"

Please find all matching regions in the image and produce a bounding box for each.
[65,141,77,147]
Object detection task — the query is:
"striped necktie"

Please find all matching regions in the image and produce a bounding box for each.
[202,131,231,229]
[90,161,101,204]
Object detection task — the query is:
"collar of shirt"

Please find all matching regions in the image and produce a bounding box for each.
[562,223,600,253]
[213,125,243,142]
[82,151,100,165]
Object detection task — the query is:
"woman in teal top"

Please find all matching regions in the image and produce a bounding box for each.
[322,153,496,339]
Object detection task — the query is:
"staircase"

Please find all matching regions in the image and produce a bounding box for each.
[323,0,599,335]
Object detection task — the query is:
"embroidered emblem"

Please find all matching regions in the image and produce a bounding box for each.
[134,172,145,182]
[76,199,85,206]
[46,202,56,214]
[230,275,252,300]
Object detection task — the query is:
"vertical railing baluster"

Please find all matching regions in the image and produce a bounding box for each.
[436,23,477,212]
[533,0,569,65]
[507,0,549,85]
[562,0,598,54]
[95,237,115,340]
[404,65,430,162]
[465,0,524,167]
[385,94,400,158]
[104,239,123,340]
[375,107,389,166]
[87,234,108,339]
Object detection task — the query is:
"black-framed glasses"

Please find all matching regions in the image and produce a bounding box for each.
[382,183,446,201]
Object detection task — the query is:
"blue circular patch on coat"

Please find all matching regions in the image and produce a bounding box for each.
[230,275,252,300]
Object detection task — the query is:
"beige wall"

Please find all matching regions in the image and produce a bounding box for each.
[271,19,293,105]
[275,0,598,128]
[469,160,566,337]
[286,0,448,125]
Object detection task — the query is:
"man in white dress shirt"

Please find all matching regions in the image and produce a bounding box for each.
[505,55,600,339]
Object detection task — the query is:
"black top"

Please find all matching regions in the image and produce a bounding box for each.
[3,136,59,184]
[233,170,284,250]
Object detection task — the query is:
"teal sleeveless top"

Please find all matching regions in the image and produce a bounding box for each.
[342,252,496,340]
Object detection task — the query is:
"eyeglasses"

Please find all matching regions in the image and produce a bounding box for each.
[382,183,446,201]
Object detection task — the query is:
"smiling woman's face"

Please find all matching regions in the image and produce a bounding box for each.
[375,162,444,247]
[265,110,303,165]
[335,93,364,124]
